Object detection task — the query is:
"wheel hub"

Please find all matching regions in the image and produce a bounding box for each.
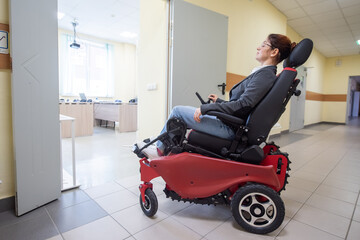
[239,192,277,227]
[250,204,265,217]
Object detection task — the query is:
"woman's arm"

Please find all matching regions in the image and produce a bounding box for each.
[201,68,276,119]
[208,94,226,103]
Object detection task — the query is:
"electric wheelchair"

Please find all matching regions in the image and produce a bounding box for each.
[133,38,313,234]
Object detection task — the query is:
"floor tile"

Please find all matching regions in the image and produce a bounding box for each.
[267,217,291,238]
[276,219,342,240]
[305,124,336,132]
[322,176,360,193]
[290,170,326,183]
[205,219,274,240]
[315,184,358,204]
[268,132,311,147]
[48,200,108,233]
[62,216,130,240]
[125,237,136,240]
[282,197,303,218]
[0,206,47,228]
[280,186,312,203]
[62,129,139,190]
[353,205,360,222]
[133,217,201,240]
[305,193,355,219]
[84,181,124,199]
[112,204,168,235]
[0,210,59,240]
[93,189,138,214]
[46,189,91,212]
[293,204,350,238]
[328,172,360,185]
[46,235,64,240]
[287,176,320,192]
[127,185,140,196]
[116,174,141,189]
[172,204,231,236]
[347,220,360,240]
[156,193,193,215]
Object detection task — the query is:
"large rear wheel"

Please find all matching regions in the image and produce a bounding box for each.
[231,184,285,234]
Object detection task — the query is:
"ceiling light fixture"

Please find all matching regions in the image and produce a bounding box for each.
[70,20,80,49]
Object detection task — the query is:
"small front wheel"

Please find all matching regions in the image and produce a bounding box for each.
[140,188,158,217]
[231,184,285,234]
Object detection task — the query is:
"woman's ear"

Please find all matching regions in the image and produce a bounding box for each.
[271,48,279,57]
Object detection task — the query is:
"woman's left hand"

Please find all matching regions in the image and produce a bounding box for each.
[194,108,202,123]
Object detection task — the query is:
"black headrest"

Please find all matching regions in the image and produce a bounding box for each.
[283,38,313,68]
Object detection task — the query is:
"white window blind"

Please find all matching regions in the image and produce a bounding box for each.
[59,34,114,97]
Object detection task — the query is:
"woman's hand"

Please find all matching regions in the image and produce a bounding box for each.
[194,108,202,123]
[208,94,218,102]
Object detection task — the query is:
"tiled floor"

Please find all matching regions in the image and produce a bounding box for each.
[1,120,360,240]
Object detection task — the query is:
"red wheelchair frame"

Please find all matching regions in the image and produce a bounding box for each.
[139,143,290,234]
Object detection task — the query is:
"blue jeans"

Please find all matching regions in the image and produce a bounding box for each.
[157,106,235,151]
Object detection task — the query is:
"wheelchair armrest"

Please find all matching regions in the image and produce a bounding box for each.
[206,111,244,128]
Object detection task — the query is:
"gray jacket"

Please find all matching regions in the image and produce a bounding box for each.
[201,65,277,119]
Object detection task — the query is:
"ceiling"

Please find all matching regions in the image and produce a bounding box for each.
[58,0,139,45]
[58,0,360,57]
[268,0,360,57]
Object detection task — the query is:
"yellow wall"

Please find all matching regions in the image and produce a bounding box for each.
[137,0,168,139]
[186,0,287,75]
[58,29,137,103]
[0,0,15,200]
[322,55,360,122]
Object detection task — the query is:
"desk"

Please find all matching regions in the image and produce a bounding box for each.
[59,102,94,137]
[59,114,80,191]
[94,103,137,132]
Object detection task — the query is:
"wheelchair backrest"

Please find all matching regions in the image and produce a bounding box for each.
[246,38,313,145]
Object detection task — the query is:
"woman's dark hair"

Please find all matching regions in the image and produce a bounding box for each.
[267,34,296,63]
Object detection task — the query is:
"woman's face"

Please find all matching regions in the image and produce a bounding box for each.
[256,39,275,64]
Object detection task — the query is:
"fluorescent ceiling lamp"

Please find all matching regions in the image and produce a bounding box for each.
[357,40,360,45]
[58,12,65,20]
[120,32,138,39]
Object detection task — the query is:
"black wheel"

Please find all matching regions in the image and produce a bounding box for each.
[139,188,158,217]
[231,184,285,234]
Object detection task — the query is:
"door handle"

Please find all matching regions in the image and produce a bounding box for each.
[218,83,226,95]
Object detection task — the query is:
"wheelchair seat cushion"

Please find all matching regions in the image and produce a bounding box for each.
[187,130,232,155]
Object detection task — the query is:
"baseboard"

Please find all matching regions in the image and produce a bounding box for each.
[304,121,345,128]
[0,196,15,213]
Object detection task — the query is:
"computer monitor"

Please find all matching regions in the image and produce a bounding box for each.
[79,93,87,102]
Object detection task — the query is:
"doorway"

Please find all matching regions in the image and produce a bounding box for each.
[289,66,307,132]
[346,76,360,127]
[57,0,140,189]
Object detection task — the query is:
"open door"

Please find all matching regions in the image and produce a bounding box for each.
[169,0,228,110]
[10,0,61,216]
[289,66,307,132]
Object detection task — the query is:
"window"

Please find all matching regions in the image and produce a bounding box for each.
[59,34,114,97]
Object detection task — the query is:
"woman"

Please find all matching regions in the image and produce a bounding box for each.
[139,33,296,159]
